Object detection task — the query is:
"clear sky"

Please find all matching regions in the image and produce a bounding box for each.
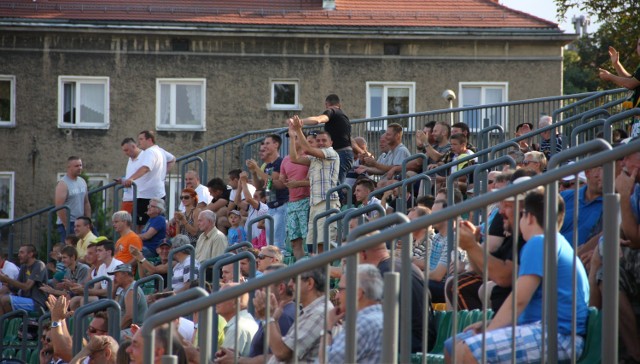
[500,0,600,34]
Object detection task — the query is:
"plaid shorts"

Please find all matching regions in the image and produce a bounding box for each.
[445,321,584,363]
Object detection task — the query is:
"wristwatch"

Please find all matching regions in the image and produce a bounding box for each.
[51,321,62,328]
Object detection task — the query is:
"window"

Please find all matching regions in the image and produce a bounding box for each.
[58,76,109,129]
[165,174,180,220]
[366,82,415,130]
[0,172,15,222]
[459,82,508,131]
[156,79,206,131]
[0,76,16,127]
[269,80,300,110]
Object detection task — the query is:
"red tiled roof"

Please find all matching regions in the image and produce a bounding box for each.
[0,0,559,29]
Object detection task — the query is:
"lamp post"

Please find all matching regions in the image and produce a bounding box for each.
[442,89,456,125]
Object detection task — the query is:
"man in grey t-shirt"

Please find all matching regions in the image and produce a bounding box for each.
[358,123,411,187]
[55,156,91,241]
[0,244,48,314]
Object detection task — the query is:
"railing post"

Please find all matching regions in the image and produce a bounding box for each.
[311,208,340,254]
[198,253,234,286]
[478,124,504,165]
[73,299,121,355]
[166,244,196,291]
[48,205,70,257]
[132,274,164,325]
[245,214,274,245]
[326,183,352,210]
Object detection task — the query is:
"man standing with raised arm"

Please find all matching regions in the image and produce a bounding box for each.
[288,116,340,251]
[292,94,352,189]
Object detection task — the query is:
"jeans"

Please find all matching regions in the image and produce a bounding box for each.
[57,222,74,242]
[337,149,354,203]
[267,203,288,250]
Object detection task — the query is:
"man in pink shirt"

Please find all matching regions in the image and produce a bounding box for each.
[280,132,314,259]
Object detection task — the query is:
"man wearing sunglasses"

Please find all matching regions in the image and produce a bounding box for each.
[256,246,283,273]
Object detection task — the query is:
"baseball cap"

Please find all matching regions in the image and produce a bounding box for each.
[158,239,171,248]
[107,264,132,275]
[91,236,108,244]
[171,235,190,249]
[229,210,241,217]
[561,162,586,182]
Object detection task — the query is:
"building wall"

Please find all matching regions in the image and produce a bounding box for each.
[0,29,564,217]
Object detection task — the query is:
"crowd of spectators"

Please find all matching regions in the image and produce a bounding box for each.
[2,90,640,363]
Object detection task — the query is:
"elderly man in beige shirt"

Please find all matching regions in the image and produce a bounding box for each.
[194,210,228,263]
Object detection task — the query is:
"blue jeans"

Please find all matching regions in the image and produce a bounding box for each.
[337,149,354,185]
[57,222,74,242]
[267,203,288,250]
[337,149,354,203]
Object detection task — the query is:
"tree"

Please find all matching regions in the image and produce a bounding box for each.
[557,1,639,94]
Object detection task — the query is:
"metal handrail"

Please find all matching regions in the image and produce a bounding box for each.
[326,183,352,210]
[47,205,70,254]
[84,275,113,304]
[166,244,196,291]
[224,241,253,253]
[1,89,626,259]
[339,203,386,242]
[245,214,274,245]
[132,274,164,325]
[140,137,638,363]
[311,208,340,254]
[72,299,121,355]
[198,252,234,286]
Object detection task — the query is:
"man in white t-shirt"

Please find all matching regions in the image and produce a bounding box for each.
[0,252,19,295]
[117,138,143,216]
[179,170,212,212]
[227,169,256,212]
[123,130,174,228]
[93,240,123,295]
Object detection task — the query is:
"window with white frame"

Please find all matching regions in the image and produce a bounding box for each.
[0,76,16,127]
[156,79,206,131]
[58,76,109,128]
[459,82,508,131]
[366,82,415,130]
[165,174,180,220]
[0,172,15,222]
[269,79,300,110]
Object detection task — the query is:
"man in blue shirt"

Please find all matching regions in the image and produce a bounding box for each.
[560,165,603,250]
[445,188,589,363]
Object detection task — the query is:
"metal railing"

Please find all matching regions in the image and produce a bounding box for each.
[141,137,637,363]
[0,89,627,258]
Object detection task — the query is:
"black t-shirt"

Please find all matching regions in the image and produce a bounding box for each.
[378,257,436,353]
[212,187,231,205]
[322,108,351,150]
[487,213,526,311]
[264,157,289,208]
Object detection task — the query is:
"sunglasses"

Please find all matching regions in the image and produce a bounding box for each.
[258,254,274,260]
[308,131,318,137]
[180,195,191,200]
[87,326,105,334]
[487,180,495,184]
